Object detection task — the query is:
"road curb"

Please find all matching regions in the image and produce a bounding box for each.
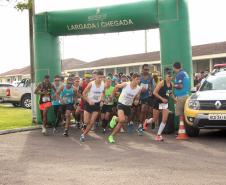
[0,125,41,135]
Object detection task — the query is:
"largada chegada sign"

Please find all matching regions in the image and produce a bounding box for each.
[34,0,192,123]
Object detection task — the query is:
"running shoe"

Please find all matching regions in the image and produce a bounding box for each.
[137,126,144,136]
[110,116,117,129]
[63,129,69,137]
[108,135,115,143]
[53,127,57,134]
[81,123,87,132]
[41,125,47,135]
[80,134,85,142]
[155,135,164,141]
[120,127,125,133]
[143,119,148,131]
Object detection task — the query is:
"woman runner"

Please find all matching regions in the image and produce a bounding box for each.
[143,70,176,141]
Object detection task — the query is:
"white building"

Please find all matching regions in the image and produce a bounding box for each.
[65,42,226,76]
[1,42,226,84]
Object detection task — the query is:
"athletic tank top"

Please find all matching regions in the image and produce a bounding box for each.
[118,82,141,106]
[52,83,61,106]
[39,82,52,104]
[104,86,114,105]
[88,81,105,103]
[60,85,75,105]
[140,75,153,99]
[157,80,173,103]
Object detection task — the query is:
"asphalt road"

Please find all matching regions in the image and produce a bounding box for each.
[0,127,226,185]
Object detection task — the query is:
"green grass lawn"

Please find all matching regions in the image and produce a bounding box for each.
[0,104,32,130]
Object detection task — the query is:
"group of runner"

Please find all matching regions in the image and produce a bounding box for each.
[35,62,190,143]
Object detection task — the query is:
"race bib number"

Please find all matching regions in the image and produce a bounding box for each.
[63,96,73,104]
[124,96,133,106]
[93,95,99,101]
[42,95,50,102]
[140,83,148,90]
[159,103,168,110]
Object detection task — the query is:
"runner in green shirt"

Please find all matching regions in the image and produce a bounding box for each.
[101,76,114,134]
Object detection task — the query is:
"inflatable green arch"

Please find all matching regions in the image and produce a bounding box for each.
[34,0,192,123]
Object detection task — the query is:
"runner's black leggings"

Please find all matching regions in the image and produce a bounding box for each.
[53,105,62,128]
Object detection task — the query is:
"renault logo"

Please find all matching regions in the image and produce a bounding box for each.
[215,101,222,109]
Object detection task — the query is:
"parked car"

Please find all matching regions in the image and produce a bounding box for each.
[184,71,226,137]
[12,81,21,87]
[0,83,14,103]
[0,78,31,108]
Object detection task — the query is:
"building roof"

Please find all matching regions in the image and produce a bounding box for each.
[0,66,30,77]
[0,58,86,77]
[74,41,226,69]
[1,41,226,77]
[80,51,160,68]
[192,41,226,56]
[61,58,86,71]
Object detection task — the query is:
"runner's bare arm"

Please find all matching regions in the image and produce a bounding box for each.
[82,82,92,103]
[153,81,167,102]
[170,85,177,103]
[174,83,183,89]
[57,85,64,96]
[34,84,43,95]
[134,89,142,106]
[111,82,127,97]
[75,87,82,98]
[51,84,56,93]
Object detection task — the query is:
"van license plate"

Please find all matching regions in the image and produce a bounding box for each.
[208,114,226,120]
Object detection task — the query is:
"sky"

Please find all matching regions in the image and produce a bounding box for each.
[0,0,226,73]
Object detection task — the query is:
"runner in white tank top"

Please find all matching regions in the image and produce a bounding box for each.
[118,82,140,106]
[80,70,105,142]
[88,80,105,103]
[108,73,142,143]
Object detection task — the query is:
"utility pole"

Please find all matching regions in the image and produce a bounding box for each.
[29,0,36,124]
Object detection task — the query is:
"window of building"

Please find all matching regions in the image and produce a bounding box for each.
[78,71,85,78]
[85,70,92,74]
[116,67,126,74]
[129,66,140,74]
[106,68,114,75]
[153,64,160,73]
[193,60,209,73]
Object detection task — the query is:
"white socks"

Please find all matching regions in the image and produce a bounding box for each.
[157,122,166,136]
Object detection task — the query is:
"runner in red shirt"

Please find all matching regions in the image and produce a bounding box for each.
[75,73,92,129]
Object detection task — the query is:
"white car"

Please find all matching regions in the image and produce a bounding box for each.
[12,81,21,87]
[0,79,31,108]
[184,71,226,136]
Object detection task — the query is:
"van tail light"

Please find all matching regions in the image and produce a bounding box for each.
[6,88,10,96]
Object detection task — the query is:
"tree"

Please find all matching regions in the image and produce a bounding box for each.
[15,0,32,11]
